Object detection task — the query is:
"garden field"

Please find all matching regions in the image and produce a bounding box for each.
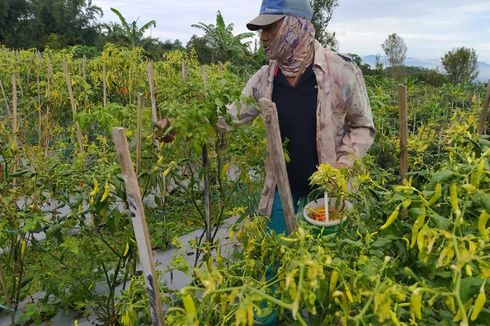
[0,45,490,325]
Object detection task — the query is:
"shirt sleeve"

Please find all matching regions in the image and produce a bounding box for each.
[216,67,266,132]
[336,66,376,167]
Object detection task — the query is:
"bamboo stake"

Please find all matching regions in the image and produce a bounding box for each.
[103,63,107,108]
[63,59,84,154]
[478,80,490,135]
[399,84,408,181]
[259,98,297,234]
[136,94,143,176]
[0,80,10,117]
[112,127,165,326]
[147,62,158,123]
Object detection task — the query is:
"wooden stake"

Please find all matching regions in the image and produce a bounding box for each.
[12,75,17,187]
[0,80,10,117]
[200,66,207,85]
[36,54,42,145]
[259,98,297,234]
[399,84,408,181]
[12,75,17,148]
[82,55,88,110]
[478,80,490,135]
[112,127,165,326]
[45,55,53,151]
[63,59,84,154]
[147,62,158,123]
[128,65,132,105]
[103,63,107,108]
[200,66,211,243]
[14,51,23,95]
[82,55,87,78]
[136,94,143,176]
[181,59,187,82]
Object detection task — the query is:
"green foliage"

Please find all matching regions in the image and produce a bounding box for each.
[309,0,339,49]
[168,128,490,325]
[0,0,102,49]
[442,47,479,84]
[70,44,99,59]
[103,7,156,48]
[1,42,489,325]
[190,11,254,65]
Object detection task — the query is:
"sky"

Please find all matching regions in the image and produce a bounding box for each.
[92,0,490,63]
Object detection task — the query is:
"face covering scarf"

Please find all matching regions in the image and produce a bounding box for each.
[264,16,315,78]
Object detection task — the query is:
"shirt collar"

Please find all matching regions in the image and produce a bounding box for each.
[312,40,328,73]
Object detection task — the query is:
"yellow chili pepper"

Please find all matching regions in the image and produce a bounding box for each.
[446,296,456,314]
[89,178,99,197]
[345,287,354,303]
[100,183,110,202]
[471,158,485,187]
[449,182,460,217]
[470,290,486,321]
[182,294,196,319]
[329,270,339,297]
[21,239,27,258]
[381,205,401,230]
[411,214,426,248]
[410,289,422,320]
[462,184,477,193]
[427,183,442,206]
[478,210,489,241]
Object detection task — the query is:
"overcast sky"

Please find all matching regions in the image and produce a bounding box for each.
[92,0,490,63]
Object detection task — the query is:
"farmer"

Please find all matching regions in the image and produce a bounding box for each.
[216,0,375,234]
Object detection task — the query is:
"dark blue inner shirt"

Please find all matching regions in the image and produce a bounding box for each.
[272,64,319,197]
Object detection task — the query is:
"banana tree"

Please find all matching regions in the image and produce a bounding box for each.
[191,11,253,64]
[103,8,156,48]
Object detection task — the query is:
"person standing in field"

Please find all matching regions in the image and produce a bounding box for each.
[217,0,375,234]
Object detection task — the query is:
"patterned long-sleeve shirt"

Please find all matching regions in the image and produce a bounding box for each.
[217,40,375,216]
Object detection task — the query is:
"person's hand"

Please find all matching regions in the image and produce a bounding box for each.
[335,162,348,169]
[154,118,176,143]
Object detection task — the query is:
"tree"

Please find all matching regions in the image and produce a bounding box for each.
[382,33,407,68]
[103,8,156,48]
[191,10,253,64]
[0,0,102,49]
[309,0,338,49]
[441,47,479,84]
[381,33,407,79]
[30,0,102,48]
[186,35,214,65]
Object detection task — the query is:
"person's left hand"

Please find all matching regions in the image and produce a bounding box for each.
[154,118,176,143]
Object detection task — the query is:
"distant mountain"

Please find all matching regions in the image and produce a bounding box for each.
[361,55,490,82]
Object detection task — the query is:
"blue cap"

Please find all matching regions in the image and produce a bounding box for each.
[247,0,314,31]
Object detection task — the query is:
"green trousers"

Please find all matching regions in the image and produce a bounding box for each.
[267,190,305,234]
